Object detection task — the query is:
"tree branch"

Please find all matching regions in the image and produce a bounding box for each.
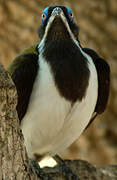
[0,64,117,180]
[0,64,39,179]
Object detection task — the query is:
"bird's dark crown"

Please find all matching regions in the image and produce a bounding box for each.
[38,6,79,41]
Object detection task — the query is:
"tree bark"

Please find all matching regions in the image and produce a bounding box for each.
[0,64,39,179]
[0,2,117,165]
[0,64,117,180]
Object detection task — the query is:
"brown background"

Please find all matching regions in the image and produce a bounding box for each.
[0,0,117,167]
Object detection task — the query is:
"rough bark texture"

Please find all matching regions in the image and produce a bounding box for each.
[0,64,39,179]
[43,160,117,180]
[0,0,117,179]
[0,63,117,179]
[0,0,117,166]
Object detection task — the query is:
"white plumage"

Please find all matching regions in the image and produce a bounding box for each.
[21,47,98,160]
[21,6,98,160]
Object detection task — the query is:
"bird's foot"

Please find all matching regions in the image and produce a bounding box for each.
[31,160,54,180]
[54,155,80,180]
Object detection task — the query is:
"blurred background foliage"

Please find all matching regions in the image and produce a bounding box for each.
[0,0,117,166]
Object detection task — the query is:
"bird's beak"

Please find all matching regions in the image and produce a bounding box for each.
[52,7,63,16]
[39,7,73,42]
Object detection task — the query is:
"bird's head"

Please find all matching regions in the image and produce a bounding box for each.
[38,6,79,44]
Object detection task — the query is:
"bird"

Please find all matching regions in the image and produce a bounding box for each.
[8,5,110,176]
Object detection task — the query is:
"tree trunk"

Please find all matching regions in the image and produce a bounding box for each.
[0,0,117,179]
[0,64,117,180]
[0,64,39,179]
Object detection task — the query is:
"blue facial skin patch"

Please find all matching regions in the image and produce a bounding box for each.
[41,6,74,24]
[43,7,49,15]
[66,6,72,14]
[65,6,74,22]
[41,7,49,24]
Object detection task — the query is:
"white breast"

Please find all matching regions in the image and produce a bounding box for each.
[21,52,98,160]
[21,54,71,159]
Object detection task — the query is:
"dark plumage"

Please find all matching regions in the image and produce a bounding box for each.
[83,48,110,114]
[43,40,90,102]
[8,6,110,164]
[38,6,79,40]
[9,52,39,121]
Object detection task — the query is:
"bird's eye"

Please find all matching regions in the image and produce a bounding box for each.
[66,7,74,22]
[41,7,49,24]
[69,12,73,18]
[41,13,46,21]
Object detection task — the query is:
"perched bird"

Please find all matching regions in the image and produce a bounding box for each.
[8,6,110,164]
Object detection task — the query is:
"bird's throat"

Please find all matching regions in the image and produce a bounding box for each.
[46,17,71,42]
[43,40,90,102]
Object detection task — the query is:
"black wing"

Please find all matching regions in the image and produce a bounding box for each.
[8,52,39,122]
[83,48,110,127]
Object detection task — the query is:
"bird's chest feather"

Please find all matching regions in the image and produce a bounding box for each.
[43,41,90,102]
[21,54,72,156]
[27,54,72,133]
[21,43,98,159]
